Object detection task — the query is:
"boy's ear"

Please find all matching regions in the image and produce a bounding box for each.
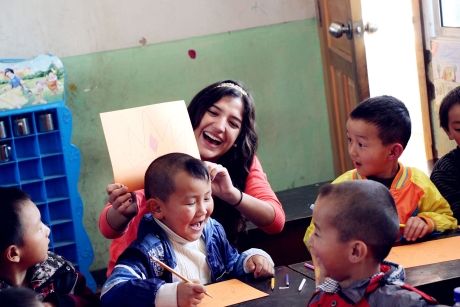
[347,240,367,264]
[3,245,21,263]
[388,143,404,160]
[146,198,163,219]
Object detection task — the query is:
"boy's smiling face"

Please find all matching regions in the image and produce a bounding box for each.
[346,118,397,178]
[18,200,50,267]
[152,170,213,241]
[445,103,460,146]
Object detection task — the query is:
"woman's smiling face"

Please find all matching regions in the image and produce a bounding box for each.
[194,96,244,162]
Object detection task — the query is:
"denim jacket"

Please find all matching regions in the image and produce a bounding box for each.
[101,214,269,307]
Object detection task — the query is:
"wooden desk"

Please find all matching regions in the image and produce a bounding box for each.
[288,255,460,305]
[239,183,327,266]
[232,266,316,306]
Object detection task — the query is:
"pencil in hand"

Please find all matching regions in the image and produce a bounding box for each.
[151,256,213,298]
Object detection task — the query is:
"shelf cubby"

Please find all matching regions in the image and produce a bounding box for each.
[54,244,78,265]
[14,136,39,160]
[42,154,65,177]
[48,198,72,223]
[38,131,62,155]
[0,162,19,185]
[19,158,43,182]
[21,181,46,204]
[45,176,69,200]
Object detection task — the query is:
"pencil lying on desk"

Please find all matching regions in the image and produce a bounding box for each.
[151,256,213,298]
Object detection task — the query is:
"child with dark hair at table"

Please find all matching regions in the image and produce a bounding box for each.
[307,181,439,306]
[101,153,274,307]
[0,187,99,307]
[304,95,457,245]
[430,86,460,220]
[0,287,44,307]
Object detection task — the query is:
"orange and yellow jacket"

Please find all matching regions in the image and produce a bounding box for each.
[304,163,458,246]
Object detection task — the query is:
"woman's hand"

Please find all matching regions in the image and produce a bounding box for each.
[106,183,138,219]
[205,162,241,205]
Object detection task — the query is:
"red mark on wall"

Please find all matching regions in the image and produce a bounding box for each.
[188,49,197,59]
[139,37,147,46]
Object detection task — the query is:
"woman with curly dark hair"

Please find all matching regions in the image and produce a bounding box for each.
[99,80,285,275]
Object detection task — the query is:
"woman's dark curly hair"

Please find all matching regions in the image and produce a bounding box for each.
[188,80,258,244]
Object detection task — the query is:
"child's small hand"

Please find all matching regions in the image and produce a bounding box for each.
[106,183,138,218]
[246,255,274,278]
[403,216,431,241]
[177,281,205,307]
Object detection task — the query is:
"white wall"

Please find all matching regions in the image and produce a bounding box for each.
[1,0,315,58]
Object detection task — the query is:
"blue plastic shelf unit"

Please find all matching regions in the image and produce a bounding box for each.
[0,55,95,290]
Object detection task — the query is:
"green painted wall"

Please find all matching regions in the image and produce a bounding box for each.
[62,19,334,270]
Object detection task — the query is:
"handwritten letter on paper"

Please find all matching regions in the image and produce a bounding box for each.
[100,100,200,191]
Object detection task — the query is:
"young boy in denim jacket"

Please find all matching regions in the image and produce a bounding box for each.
[101,153,274,307]
[307,181,438,306]
[304,95,457,246]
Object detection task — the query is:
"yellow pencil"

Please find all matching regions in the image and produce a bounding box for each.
[399,224,406,228]
[151,256,213,298]
[271,277,275,291]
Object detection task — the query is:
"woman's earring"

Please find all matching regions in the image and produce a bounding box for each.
[233,143,237,148]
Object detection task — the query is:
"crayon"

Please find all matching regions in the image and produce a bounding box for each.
[298,278,306,292]
[151,256,213,298]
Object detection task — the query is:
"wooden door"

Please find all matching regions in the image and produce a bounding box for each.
[315,0,370,175]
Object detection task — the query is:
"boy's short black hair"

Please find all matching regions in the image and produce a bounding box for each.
[0,287,42,307]
[439,86,460,131]
[318,180,399,262]
[144,152,209,201]
[0,187,30,254]
[350,95,411,148]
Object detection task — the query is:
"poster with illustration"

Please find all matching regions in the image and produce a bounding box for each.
[0,54,64,110]
[100,100,200,191]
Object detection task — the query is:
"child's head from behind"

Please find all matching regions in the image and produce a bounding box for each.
[144,153,213,241]
[439,86,460,146]
[0,287,44,307]
[347,95,411,178]
[0,187,50,269]
[309,181,399,282]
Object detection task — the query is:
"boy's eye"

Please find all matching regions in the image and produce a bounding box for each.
[186,201,196,206]
[207,109,218,116]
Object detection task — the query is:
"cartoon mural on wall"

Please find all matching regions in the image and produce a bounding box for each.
[0,54,64,110]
